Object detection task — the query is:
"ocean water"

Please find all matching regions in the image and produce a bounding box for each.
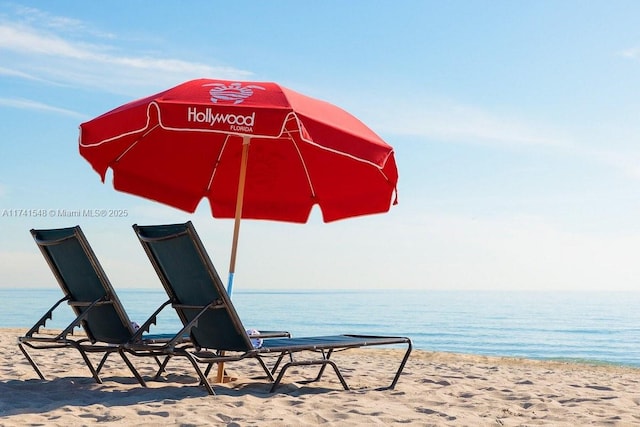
[1,289,639,367]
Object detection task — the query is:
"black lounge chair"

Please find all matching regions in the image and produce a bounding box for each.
[132,221,412,394]
[18,226,188,386]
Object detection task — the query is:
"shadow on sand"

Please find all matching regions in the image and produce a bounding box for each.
[0,373,341,418]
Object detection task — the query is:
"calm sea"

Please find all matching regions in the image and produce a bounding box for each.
[1,289,639,368]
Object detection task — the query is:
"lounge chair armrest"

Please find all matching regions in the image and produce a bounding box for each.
[67,300,115,307]
[24,295,71,337]
[131,299,173,340]
[128,301,218,351]
[172,301,225,311]
[56,296,108,341]
[254,330,291,339]
[168,301,222,350]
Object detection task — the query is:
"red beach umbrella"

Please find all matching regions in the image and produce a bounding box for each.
[79,79,398,295]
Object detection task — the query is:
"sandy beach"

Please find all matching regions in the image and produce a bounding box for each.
[0,328,638,426]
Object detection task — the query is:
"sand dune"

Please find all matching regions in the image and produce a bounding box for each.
[1,328,638,426]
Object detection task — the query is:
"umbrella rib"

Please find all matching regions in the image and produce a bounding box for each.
[114,124,160,163]
[285,128,316,200]
[288,113,391,171]
[205,134,232,192]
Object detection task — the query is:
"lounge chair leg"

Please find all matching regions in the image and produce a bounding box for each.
[203,362,214,378]
[255,357,275,381]
[182,353,215,395]
[96,352,110,374]
[69,343,103,384]
[203,363,227,383]
[270,353,287,375]
[18,343,46,380]
[154,356,166,371]
[154,355,172,380]
[309,349,333,383]
[270,359,349,393]
[326,360,349,390]
[118,350,147,387]
[383,340,413,390]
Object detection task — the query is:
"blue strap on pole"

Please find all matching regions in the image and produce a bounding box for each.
[227,272,235,296]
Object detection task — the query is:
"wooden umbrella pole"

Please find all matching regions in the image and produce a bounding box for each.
[226,136,250,296]
[217,135,250,384]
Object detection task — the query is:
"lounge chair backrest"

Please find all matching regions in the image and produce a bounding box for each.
[30,226,135,344]
[133,222,253,352]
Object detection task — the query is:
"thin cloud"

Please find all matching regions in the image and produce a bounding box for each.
[367,98,570,149]
[0,65,63,85]
[0,8,253,95]
[0,22,98,58]
[0,65,42,80]
[12,4,115,39]
[0,22,231,74]
[0,97,87,119]
[580,145,640,180]
[355,92,640,181]
[619,47,640,59]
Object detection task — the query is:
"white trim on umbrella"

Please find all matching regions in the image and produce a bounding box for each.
[81,102,393,172]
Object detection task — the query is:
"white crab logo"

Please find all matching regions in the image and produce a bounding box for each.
[203,82,265,104]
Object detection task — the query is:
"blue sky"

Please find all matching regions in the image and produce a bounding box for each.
[1,1,640,291]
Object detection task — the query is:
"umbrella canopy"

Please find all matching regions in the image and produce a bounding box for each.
[80,79,398,294]
[80,79,398,224]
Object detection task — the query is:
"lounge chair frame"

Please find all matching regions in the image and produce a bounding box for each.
[18,226,188,386]
[132,221,412,394]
